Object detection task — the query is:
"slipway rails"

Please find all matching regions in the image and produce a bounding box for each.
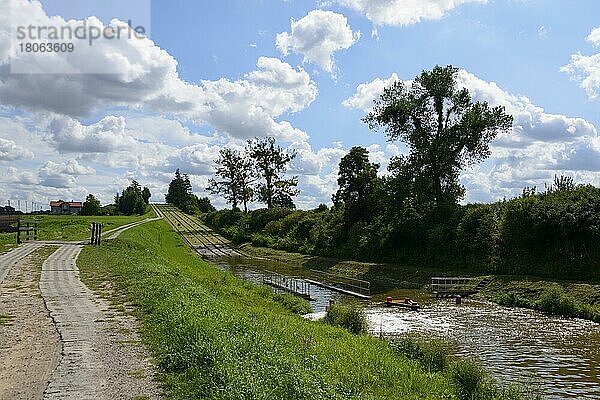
[155,204,245,258]
[155,205,372,300]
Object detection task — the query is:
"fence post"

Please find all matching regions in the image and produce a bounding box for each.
[17,219,21,245]
[90,223,103,246]
[96,224,102,245]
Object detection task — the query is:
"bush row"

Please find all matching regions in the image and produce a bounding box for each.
[495,285,600,323]
[204,185,600,281]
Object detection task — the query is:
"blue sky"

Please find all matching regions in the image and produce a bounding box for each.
[1,0,600,209]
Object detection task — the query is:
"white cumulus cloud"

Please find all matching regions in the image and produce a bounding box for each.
[276,10,360,74]
[0,1,316,143]
[335,0,487,26]
[0,137,34,160]
[38,159,95,188]
[342,73,401,111]
[561,26,600,100]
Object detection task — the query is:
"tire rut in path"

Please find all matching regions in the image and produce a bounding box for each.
[0,242,43,284]
[40,244,161,399]
[0,246,61,400]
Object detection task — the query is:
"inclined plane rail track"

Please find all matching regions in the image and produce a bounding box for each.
[159,205,224,257]
[158,205,244,258]
[172,210,246,257]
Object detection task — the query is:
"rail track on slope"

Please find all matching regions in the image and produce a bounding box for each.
[155,204,245,259]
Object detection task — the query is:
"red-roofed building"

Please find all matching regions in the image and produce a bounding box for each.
[50,200,83,215]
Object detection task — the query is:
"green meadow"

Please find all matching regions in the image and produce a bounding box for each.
[0,210,154,250]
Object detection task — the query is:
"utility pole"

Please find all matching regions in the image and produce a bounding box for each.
[18,200,20,212]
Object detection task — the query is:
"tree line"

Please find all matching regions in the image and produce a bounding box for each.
[203,65,600,281]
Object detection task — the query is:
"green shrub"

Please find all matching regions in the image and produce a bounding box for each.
[535,285,577,316]
[322,304,368,335]
[272,293,311,315]
[250,233,274,248]
[449,359,489,400]
[392,336,452,373]
[495,292,533,309]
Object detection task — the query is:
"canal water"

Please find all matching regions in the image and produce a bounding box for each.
[366,297,600,399]
[214,257,600,399]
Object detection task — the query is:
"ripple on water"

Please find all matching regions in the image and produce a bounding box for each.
[366,299,600,399]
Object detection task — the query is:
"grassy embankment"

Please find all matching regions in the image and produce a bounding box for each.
[478,278,600,323]
[0,210,155,253]
[78,219,532,400]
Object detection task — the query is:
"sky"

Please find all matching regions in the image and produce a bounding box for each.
[1,0,600,210]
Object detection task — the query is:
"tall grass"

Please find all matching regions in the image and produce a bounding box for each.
[0,232,17,254]
[393,338,540,400]
[78,220,537,399]
[392,336,452,373]
[323,304,368,335]
[495,285,600,323]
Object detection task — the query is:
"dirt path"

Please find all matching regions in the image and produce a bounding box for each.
[40,245,161,399]
[102,209,163,240]
[0,242,43,283]
[0,215,164,399]
[0,246,61,400]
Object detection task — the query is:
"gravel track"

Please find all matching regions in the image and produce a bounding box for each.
[0,214,163,399]
[0,242,43,284]
[40,244,161,399]
[0,246,61,400]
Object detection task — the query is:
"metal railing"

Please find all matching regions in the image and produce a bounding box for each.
[309,269,371,297]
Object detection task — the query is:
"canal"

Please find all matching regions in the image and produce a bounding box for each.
[214,257,600,399]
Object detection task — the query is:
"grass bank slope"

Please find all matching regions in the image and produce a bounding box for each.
[78,220,464,400]
[480,278,600,323]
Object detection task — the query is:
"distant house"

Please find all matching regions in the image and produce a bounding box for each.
[50,200,83,215]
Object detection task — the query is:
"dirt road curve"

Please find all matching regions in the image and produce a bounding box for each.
[41,244,161,399]
[0,215,163,399]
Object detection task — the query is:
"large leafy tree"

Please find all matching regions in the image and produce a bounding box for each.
[333,146,381,224]
[248,137,298,209]
[208,148,255,212]
[364,65,513,210]
[80,194,101,216]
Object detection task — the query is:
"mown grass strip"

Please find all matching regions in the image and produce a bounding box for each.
[78,220,534,399]
[35,211,155,241]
